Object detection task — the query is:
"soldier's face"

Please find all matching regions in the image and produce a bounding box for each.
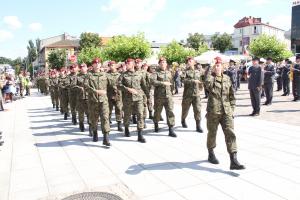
[80,66,87,73]
[188,59,195,67]
[159,61,167,70]
[93,63,101,72]
[110,64,116,72]
[252,60,259,66]
[127,62,134,70]
[214,64,223,75]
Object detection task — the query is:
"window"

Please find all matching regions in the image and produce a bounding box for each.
[254,26,257,34]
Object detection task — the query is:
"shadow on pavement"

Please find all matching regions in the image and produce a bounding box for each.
[266,110,300,113]
[126,160,239,177]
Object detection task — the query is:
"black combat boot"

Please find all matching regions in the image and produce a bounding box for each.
[60,108,63,114]
[132,115,137,124]
[230,152,245,170]
[182,119,188,128]
[148,111,153,119]
[208,149,219,164]
[168,127,177,137]
[125,127,130,137]
[56,106,59,111]
[72,114,77,125]
[79,122,84,132]
[137,130,146,143]
[154,123,159,132]
[53,104,55,108]
[103,133,111,146]
[93,130,98,142]
[117,121,123,132]
[196,120,203,133]
[64,113,68,120]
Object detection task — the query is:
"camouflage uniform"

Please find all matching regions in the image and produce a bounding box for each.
[68,72,79,124]
[49,76,60,110]
[145,71,153,118]
[181,66,204,131]
[118,70,147,142]
[135,69,148,120]
[152,69,175,127]
[107,72,123,123]
[85,71,110,142]
[77,72,90,132]
[205,70,245,170]
[58,74,70,119]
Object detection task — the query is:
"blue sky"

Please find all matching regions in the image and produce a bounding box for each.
[0,0,293,59]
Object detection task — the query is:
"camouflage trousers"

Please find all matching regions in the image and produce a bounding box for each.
[108,98,123,122]
[206,113,237,153]
[77,99,89,124]
[181,96,202,121]
[153,97,175,127]
[50,88,59,108]
[146,90,153,112]
[88,100,110,134]
[124,99,144,130]
[69,90,78,116]
[61,89,69,114]
[133,94,147,119]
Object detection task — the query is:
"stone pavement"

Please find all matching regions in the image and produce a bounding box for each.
[1,84,300,200]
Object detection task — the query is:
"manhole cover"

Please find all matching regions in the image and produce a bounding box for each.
[62,192,124,200]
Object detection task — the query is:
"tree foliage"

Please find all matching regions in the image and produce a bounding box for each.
[249,34,293,62]
[77,47,106,66]
[27,39,37,63]
[79,32,102,50]
[47,49,67,69]
[211,33,233,53]
[186,33,209,54]
[159,40,196,64]
[103,33,151,62]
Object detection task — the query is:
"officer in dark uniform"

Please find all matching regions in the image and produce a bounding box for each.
[224,60,238,91]
[263,58,275,105]
[282,59,291,96]
[292,56,300,102]
[248,57,264,116]
[276,64,283,91]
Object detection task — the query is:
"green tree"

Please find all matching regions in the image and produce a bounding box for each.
[27,40,37,66]
[186,33,208,53]
[211,33,233,53]
[77,47,106,66]
[47,49,67,70]
[103,33,151,62]
[79,32,102,50]
[0,57,12,64]
[159,40,196,64]
[249,34,293,62]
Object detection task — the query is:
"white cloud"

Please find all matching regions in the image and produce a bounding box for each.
[29,22,43,32]
[3,16,22,29]
[246,0,271,6]
[0,30,14,42]
[182,6,215,19]
[269,15,291,30]
[223,10,236,17]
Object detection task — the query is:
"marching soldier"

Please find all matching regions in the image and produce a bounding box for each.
[205,57,245,170]
[292,56,300,102]
[68,64,79,125]
[107,61,123,132]
[152,57,177,137]
[49,70,60,111]
[118,58,148,143]
[181,57,204,133]
[76,63,90,133]
[142,63,154,119]
[85,58,111,146]
[58,67,70,120]
[263,58,275,105]
[282,59,291,96]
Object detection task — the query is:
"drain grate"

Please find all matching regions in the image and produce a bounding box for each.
[62,192,124,200]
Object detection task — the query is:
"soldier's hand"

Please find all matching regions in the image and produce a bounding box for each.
[163,82,172,86]
[97,90,107,96]
[127,88,138,95]
[194,80,201,84]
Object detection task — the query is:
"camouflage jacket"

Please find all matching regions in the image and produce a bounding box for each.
[182,68,204,97]
[49,77,59,90]
[85,71,109,103]
[107,72,122,101]
[58,74,69,90]
[205,73,235,115]
[67,73,78,92]
[77,72,89,100]
[152,69,173,98]
[135,69,149,95]
[118,70,147,102]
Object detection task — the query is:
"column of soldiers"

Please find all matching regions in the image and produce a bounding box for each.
[41,56,246,170]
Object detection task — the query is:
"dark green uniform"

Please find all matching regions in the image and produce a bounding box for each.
[49,76,60,110]
[67,72,79,124]
[107,72,123,123]
[58,74,70,118]
[152,69,175,127]
[77,72,89,131]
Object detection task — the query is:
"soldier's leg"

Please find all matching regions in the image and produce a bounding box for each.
[193,96,203,132]
[50,90,55,107]
[89,103,100,141]
[123,101,132,128]
[220,114,237,153]
[108,99,114,122]
[255,89,261,114]
[181,98,192,123]
[99,101,111,134]
[249,89,255,114]
[153,99,164,124]
[206,114,220,150]
[264,84,270,104]
[147,93,153,119]
[115,99,123,122]
[143,94,147,121]
[136,100,146,143]
[54,90,59,110]
[77,100,85,123]
[164,97,175,127]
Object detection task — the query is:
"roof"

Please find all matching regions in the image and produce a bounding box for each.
[151,42,168,48]
[45,39,80,48]
[234,16,285,31]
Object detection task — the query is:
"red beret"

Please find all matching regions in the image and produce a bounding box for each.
[214,57,222,64]
[186,56,194,62]
[158,57,166,63]
[135,58,143,63]
[92,58,101,64]
[108,61,116,66]
[126,58,135,63]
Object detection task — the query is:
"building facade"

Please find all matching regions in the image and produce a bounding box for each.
[292,1,300,55]
[232,16,289,55]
